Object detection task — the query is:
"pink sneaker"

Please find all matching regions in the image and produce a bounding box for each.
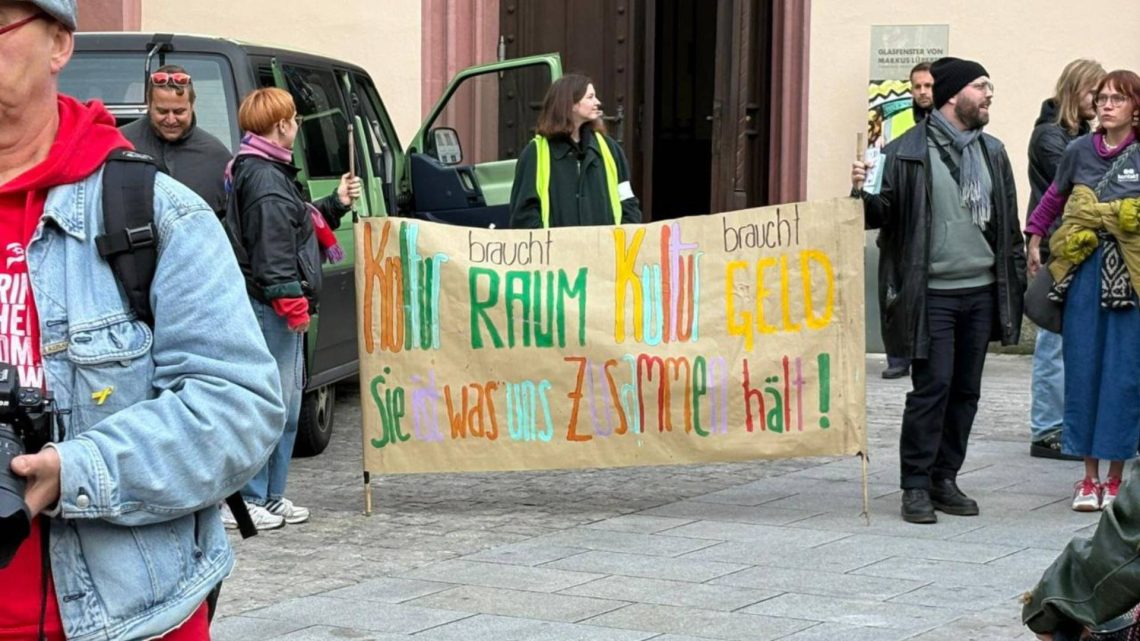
[1072,478,1101,512]
[1101,476,1122,510]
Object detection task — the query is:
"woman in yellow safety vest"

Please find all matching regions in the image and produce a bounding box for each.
[508,74,642,228]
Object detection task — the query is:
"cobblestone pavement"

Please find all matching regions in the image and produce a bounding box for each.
[211,355,1102,640]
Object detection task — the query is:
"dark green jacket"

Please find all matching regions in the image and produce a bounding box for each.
[1022,461,1140,635]
[508,129,642,228]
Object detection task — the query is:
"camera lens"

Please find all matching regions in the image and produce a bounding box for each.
[0,425,31,569]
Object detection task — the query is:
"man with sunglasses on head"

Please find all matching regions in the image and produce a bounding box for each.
[852,57,1027,525]
[0,1,283,640]
[120,64,232,217]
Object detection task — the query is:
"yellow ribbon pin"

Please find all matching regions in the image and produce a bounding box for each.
[91,387,114,406]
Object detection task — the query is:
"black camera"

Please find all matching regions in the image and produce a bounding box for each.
[0,363,56,568]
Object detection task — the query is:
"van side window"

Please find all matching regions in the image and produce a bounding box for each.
[281,64,350,178]
[425,64,552,164]
[256,65,275,89]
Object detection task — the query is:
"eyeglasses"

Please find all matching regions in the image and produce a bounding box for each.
[150,72,192,87]
[0,11,45,37]
[1095,93,1130,108]
[293,114,304,125]
[968,80,995,93]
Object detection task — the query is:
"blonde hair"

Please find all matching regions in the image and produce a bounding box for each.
[238,87,295,136]
[1054,59,1106,135]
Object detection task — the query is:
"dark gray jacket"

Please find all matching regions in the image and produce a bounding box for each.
[121,117,231,216]
[224,155,347,311]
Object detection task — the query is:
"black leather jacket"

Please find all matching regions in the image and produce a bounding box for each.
[1027,99,1090,261]
[224,155,347,311]
[858,119,1027,359]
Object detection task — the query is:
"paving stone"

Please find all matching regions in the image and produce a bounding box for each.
[320,577,454,603]
[212,615,308,641]
[754,487,902,512]
[850,557,1034,591]
[738,592,962,632]
[711,566,928,601]
[787,508,986,541]
[407,585,627,622]
[410,613,655,641]
[947,523,1093,551]
[583,515,697,533]
[638,501,823,526]
[462,542,588,566]
[582,603,813,641]
[399,560,604,592]
[239,596,467,634]
[266,627,412,641]
[560,575,779,612]
[659,520,848,547]
[772,622,915,641]
[811,533,1022,564]
[529,527,719,557]
[887,584,1024,612]
[679,539,889,573]
[544,550,748,583]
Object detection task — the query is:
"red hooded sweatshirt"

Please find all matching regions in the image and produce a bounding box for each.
[0,97,208,640]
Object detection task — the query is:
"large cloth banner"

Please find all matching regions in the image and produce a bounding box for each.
[355,198,866,475]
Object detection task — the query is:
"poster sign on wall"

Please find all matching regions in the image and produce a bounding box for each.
[863,24,949,193]
[354,199,867,478]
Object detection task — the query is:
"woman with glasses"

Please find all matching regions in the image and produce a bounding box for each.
[1026,70,1140,512]
[221,87,360,530]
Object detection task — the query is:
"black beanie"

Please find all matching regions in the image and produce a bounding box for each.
[931,57,990,109]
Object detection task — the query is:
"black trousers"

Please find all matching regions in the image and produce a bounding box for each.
[900,287,995,490]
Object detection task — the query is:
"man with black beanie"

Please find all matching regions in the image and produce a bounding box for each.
[852,57,1027,524]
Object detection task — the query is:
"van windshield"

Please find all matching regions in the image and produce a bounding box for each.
[59,53,240,151]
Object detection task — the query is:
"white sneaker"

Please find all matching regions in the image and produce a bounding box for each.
[245,502,286,530]
[219,503,238,530]
[264,497,310,524]
[1072,478,1102,512]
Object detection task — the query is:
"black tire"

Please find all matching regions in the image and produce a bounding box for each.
[293,384,335,457]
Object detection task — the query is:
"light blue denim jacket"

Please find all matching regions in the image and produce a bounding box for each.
[29,167,284,641]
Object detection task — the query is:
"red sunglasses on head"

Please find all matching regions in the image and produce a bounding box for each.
[150,72,192,87]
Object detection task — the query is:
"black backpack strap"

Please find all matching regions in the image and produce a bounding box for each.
[96,149,159,326]
[226,493,258,539]
[97,150,260,540]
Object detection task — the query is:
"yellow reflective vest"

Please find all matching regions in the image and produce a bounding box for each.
[533,131,622,228]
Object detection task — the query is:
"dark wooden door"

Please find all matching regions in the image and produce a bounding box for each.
[501,1,646,192]
[709,0,771,212]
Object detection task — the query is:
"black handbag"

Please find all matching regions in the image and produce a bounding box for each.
[1024,266,1063,333]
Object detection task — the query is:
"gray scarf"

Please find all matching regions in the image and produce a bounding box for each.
[928,109,992,229]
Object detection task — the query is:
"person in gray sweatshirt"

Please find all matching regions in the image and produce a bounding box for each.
[852,57,1027,524]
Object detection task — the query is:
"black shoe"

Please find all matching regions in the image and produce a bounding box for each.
[881,364,910,379]
[1030,433,1081,461]
[929,478,979,516]
[901,489,937,524]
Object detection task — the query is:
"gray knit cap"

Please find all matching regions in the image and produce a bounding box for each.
[25,0,77,31]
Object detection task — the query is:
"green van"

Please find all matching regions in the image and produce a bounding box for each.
[62,33,561,455]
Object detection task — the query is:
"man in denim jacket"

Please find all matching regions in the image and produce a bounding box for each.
[0,1,284,639]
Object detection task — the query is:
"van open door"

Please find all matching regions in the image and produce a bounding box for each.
[404,54,561,228]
